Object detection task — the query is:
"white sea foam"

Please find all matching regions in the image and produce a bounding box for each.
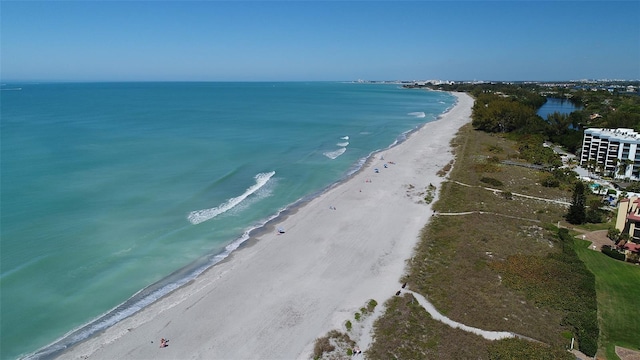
[227,177,277,216]
[336,142,349,147]
[323,147,347,160]
[408,111,426,118]
[187,171,276,225]
[340,135,349,140]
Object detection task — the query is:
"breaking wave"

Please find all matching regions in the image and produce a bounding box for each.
[408,111,426,118]
[323,147,347,160]
[187,171,276,225]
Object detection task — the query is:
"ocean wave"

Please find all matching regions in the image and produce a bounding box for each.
[226,177,277,216]
[408,111,426,118]
[323,147,346,160]
[24,203,288,360]
[187,171,276,225]
[340,135,349,140]
[336,141,349,147]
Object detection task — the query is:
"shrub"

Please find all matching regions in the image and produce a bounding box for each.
[480,177,503,187]
[354,312,361,321]
[487,144,504,153]
[607,228,621,241]
[585,209,602,224]
[345,320,352,331]
[474,163,501,173]
[367,299,378,312]
[601,246,626,261]
[540,174,560,188]
[313,336,334,359]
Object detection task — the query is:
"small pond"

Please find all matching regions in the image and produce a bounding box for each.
[537,97,582,119]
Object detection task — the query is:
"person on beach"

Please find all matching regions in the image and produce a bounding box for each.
[160,338,168,348]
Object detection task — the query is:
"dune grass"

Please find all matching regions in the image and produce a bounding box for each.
[367,124,597,358]
[574,239,640,359]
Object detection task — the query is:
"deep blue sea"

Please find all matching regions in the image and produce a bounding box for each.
[0,82,455,359]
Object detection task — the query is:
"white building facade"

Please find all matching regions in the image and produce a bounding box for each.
[580,128,640,180]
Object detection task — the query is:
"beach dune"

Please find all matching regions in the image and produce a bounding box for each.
[58,92,473,360]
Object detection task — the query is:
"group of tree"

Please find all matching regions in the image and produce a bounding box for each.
[421,81,640,225]
[424,81,640,152]
[471,93,548,134]
[566,181,605,224]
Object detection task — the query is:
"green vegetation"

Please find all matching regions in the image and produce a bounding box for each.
[574,240,640,359]
[368,293,495,359]
[312,330,356,360]
[367,299,378,312]
[471,92,547,134]
[488,338,574,360]
[567,182,587,224]
[424,183,437,204]
[490,228,599,356]
[368,122,584,358]
[601,246,626,261]
[427,81,640,154]
[480,176,503,187]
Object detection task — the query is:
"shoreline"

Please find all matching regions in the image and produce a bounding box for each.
[54,91,474,360]
[23,90,452,360]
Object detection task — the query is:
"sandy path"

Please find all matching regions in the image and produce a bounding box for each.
[57,92,474,360]
[403,290,515,340]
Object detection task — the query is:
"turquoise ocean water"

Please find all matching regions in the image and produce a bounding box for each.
[0,82,455,359]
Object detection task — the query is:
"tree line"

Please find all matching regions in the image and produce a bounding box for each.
[421,81,640,225]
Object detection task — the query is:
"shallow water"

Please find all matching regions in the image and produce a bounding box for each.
[0,82,455,359]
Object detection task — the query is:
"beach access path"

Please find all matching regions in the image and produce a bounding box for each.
[58,92,474,360]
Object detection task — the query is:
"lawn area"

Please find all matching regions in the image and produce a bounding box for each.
[574,239,640,359]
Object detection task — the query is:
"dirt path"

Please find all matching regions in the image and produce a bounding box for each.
[436,210,542,223]
[450,180,571,206]
[403,289,594,359]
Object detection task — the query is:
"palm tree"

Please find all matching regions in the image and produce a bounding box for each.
[586,159,597,177]
[618,159,634,179]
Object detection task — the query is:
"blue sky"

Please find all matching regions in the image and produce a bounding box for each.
[2,1,638,82]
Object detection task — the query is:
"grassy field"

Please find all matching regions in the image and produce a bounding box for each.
[366,124,595,359]
[574,239,640,359]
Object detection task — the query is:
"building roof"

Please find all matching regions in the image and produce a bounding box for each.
[626,213,640,222]
[623,242,640,253]
[584,128,640,143]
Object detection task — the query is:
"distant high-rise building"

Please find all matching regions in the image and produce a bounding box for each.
[580,128,640,180]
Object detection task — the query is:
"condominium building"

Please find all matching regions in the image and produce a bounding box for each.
[580,128,640,180]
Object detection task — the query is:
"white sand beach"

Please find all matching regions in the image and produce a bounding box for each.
[58,92,474,360]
